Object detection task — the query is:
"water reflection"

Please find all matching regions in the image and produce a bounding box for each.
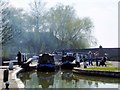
[37,72,55,88]
[18,70,120,88]
[61,70,73,80]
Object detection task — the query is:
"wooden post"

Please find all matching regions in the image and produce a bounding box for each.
[0,57,2,66]
[0,45,2,66]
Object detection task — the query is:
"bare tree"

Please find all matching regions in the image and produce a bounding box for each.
[0,1,22,46]
[27,0,47,54]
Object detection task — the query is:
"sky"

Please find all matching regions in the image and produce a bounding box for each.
[9,0,119,48]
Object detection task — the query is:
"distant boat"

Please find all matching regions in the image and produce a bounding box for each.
[61,55,76,70]
[37,53,58,72]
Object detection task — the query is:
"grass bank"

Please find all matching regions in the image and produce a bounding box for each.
[84,67,120,71]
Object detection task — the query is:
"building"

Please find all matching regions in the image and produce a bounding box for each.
[57,48,120,61]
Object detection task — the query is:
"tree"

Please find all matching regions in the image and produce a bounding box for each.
[47,4,97,49]
[0,0,11,45]
[26,0,48,54]
[0,0,22,46]
[0,0,26,58]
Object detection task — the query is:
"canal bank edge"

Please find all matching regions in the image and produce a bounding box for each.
[72,68,120,78]
[12,67,25,88]
[12,63,120,88]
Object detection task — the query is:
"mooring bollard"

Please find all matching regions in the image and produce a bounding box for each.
[3,69,9,82]
[9,61,13,70]
[5,81,9,89]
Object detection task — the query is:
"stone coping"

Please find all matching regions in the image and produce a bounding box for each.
[73,68,120,78]
[12,67,25,88]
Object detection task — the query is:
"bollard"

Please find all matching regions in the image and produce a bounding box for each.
[3,69,9,82]
[9,61,13,70]
[5,81,9,89]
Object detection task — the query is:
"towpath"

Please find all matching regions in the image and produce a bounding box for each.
[0,65,19,90]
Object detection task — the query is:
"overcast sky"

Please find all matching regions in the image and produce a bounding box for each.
[9,0,119,48]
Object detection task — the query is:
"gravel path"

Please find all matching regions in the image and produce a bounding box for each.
[108,61,120,67]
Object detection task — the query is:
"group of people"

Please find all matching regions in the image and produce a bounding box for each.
[75,51,108,68]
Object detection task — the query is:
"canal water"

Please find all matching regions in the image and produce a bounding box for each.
[18,70,120,88]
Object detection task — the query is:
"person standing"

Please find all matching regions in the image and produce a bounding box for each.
[103,53,107,66]
[95,51,99,66]
[83,55,87,68]
[88,51,93,66]
[17,51,21,66]
[75,53,80,67]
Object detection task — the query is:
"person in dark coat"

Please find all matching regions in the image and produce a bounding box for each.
[83,55,87,68]
[99,55,107,67]
[17,51,21,66]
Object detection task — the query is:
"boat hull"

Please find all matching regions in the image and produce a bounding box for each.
[37,64,56,72]
[61,62,77,70]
